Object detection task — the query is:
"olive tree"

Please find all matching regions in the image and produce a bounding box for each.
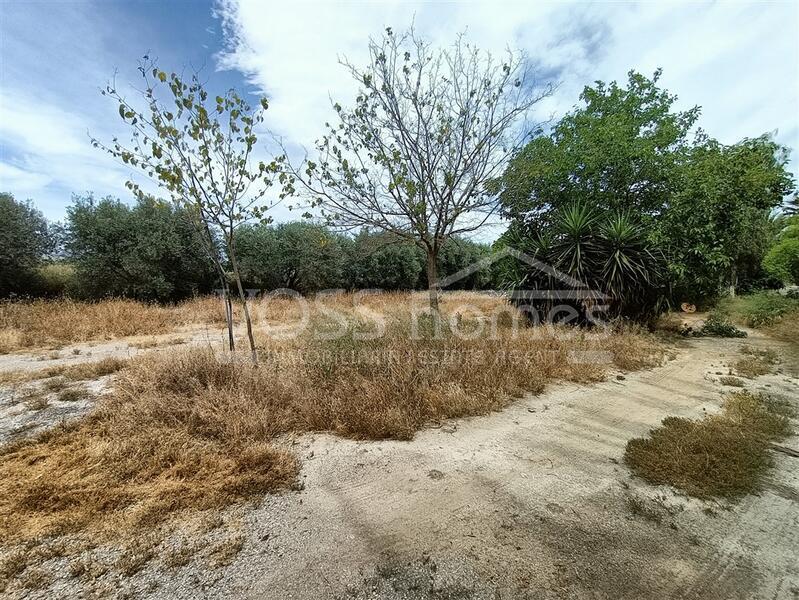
[93,58,281,364]
[281,29,553,312]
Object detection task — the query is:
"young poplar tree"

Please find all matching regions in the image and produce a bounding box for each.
[280,29,553,312]
[93,58,281,364]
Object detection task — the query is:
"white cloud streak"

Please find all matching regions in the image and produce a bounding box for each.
[215,0,799,166]
[1,0,797,225]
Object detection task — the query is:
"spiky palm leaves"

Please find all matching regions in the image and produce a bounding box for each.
[500,203,665,320]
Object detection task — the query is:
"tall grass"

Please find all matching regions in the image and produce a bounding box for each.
[0,295,664,543]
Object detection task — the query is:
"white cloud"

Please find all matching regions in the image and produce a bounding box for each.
[2,0,796,225]
[216,0,799,171]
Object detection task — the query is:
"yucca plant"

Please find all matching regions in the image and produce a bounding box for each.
[551,203,600,283]
[597,211,664,314]
[501,203,666,322]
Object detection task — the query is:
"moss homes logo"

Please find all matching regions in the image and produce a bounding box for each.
[218,246,613,364]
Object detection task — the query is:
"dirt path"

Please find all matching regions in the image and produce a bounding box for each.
[132,332,796,600]
[4,332,799,599]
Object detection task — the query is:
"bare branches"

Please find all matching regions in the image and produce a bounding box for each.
[280,28,554,260]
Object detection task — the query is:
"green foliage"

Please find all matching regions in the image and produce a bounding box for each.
[720,291,799,328]
[499,69,698,223]
[496,203,665,319]
[235,224,493,293]
[347,231,424,290]
[66,195,216,301]
[763,215,799,285]
[499,67,795,307]
[236,222,348,294]
[661,136,794,301]
[34,263,76,297]
[695,312,747,338]
[0,193,53,297]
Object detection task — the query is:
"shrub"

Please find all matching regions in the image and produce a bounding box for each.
[33,263,76,297]
[66,195,216,301]
[696,312,747,338]
[763,221,799,285]
[0,193,52,297]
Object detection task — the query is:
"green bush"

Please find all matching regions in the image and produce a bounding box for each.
[67,195,216,301]
[722,292,799,328]
[763,237,799,286]
[696,312,747,338]
[0,193,53,297]
[34,263,76,297]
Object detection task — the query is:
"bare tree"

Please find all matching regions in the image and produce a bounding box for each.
[92,58,281,365]
[280,28,553,311]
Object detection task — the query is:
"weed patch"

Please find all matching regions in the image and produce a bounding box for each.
[733,346,779,378]
[696,312,747,338]
[625,391,794,499]
[718,376,745,387]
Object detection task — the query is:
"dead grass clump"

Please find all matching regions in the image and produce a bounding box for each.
[719,376,745,387]
[116,537,158,576]
[0,329,24,354]
[0,549,28,582]
[20,566,51,590]
[42,377,68,392]
[625,495,663,524]
[57,384,90,403]
[62,357,128,381]
[208,533,245,567]
[0,357,128,386]
[23,393,49,411]
[734,357,772,378]
[625,391,793,499]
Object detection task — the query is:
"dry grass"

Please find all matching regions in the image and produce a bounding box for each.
[23,393,50,411]
[58,384,91,403]
[733,346,779,378]
[625,391,794,499]
[0,357,128,386]
[208,533,245,567]
[718,376,745,387]
[0,297,231,353]
[0,293,663,549]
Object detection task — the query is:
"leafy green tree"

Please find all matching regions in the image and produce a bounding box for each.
[347,231,424,290]
[0,193,52,297]
[763,215,799,285]
[499,69,699,224]
[66,195,215,301]
[236,222,348,294]
[93,58,281,363]
[660,135,794,300]
[437,238,492,289]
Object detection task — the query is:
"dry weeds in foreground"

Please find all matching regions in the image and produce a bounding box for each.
[625,391,794,499]
[0,295,664,545]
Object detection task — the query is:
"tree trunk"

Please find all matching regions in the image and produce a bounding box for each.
[426,248,440,313]
[224,289,235,352]
[729,263,737,298]
[228,248,258,366]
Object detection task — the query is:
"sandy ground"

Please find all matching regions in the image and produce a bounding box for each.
[1,330,798,599]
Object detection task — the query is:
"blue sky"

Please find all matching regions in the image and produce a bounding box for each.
[1,0,798,225]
